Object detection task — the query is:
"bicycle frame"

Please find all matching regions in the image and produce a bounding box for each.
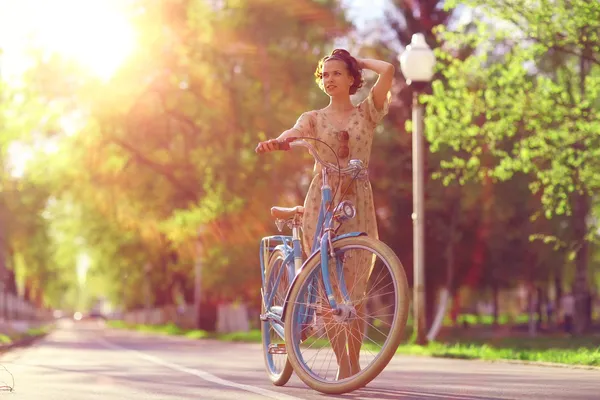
[260,139,364,338]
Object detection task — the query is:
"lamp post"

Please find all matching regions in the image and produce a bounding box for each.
[399,33,436,345]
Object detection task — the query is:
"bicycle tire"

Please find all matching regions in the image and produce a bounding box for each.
[284,235,409,394]
[261,250,294,386]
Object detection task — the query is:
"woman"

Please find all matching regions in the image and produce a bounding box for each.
[256,49,394,380]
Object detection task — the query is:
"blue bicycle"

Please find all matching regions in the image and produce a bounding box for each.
[259,137,409,394]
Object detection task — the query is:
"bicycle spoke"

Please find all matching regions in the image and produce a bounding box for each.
[285,237,408,394]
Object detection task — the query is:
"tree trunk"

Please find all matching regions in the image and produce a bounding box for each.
[0,197,7,295]
[554,273,562,325]
[425,279,436,335]
[527,284,537,337]
[425,195,459,341]
[572,31,592,335]
[492,284,499,327]
[572,192,590,334]
[536,286,543,330]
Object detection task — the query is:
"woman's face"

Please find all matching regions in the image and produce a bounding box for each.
[322,59,353,96]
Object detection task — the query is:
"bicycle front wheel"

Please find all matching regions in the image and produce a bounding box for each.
[284,235,409,394]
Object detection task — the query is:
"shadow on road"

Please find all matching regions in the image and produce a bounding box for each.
[331,386,506,400]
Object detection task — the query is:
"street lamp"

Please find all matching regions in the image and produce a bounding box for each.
[399,33,436,345]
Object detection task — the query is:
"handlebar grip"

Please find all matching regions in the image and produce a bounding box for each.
[256,137,298,154]
[277,137,296,151]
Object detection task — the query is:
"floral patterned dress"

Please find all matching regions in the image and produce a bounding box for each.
[291,89,390,293]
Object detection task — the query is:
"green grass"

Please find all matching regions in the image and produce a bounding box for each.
[452,313,530,326]
[0,334,12,344]
[25,325,52,337]
[218,330,263,342]
[106,320,245,342]
[395,341,600,366]
[107,320,600,367]
[406,313,531,328]
[184,330,211,340]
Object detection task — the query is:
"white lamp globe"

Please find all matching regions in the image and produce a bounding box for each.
[399,33,436,84]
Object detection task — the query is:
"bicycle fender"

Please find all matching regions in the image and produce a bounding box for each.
[281,231,367,320]
[274,244,291,254]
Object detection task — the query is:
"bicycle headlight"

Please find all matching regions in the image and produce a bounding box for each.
[335,201,356,221]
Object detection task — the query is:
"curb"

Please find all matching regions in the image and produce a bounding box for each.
[485,357,600,371]
[396,352,600,371]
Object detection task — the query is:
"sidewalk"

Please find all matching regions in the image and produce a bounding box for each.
[0,319,51,350]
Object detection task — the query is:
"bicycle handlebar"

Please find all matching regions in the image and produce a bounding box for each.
[288,138,366,177]
[258,137,367,178]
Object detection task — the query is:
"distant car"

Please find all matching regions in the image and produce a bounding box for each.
[86,310,107,320]
[72,310,107,321]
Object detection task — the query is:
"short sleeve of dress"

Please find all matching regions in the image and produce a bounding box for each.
[291,111,316,138]
[363,88,392,125]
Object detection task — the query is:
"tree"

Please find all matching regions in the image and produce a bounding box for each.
[358,1,486,334]
[10,0,351,320]
[424,0,600,333]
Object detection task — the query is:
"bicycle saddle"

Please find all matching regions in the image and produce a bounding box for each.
[271,206,304,219]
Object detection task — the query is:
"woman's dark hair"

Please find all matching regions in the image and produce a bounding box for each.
[314,49,364,95]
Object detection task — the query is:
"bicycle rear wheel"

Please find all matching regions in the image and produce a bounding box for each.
[284,236,409,394]
[261,250,294,386]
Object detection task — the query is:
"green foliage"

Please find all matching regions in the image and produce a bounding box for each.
[0,86,75,307]
[425,2,600,220]
[6,0,597,315]
[0,0,350,310]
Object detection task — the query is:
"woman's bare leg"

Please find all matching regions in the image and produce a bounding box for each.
[321,310,351,380]
[345,254,373,376]
[346,303,364,375]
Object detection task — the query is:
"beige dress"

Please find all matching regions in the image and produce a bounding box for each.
[291,89,391,271]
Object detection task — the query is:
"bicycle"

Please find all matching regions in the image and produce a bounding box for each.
[258,136,409,394]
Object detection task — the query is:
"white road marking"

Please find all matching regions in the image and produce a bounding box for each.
[98,338,303,400]
[394,390,493,399]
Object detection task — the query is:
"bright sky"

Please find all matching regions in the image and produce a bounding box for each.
[340,0,408,53]
[77,252,91,285]
[0,0,137,177]
[0,0,384,79]
[0,0,385,178]
[0,0,136,82]
[344,0,387,31]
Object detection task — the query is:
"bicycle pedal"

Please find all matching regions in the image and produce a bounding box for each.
[268,343,287,355]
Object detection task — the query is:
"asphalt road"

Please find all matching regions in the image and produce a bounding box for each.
[0,320,598,399]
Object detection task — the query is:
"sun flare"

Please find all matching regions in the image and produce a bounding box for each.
[1,0,136,80]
